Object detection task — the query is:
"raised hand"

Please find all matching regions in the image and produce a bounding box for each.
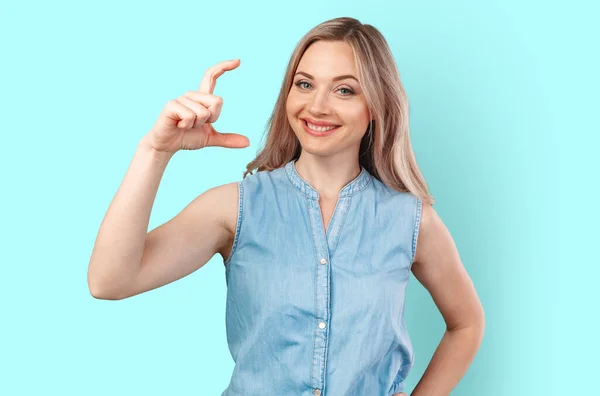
[141,59,250,154]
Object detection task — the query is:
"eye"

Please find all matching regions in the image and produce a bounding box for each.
[294,80,355,96]
[338,87,355,95]
[295,80,311,90]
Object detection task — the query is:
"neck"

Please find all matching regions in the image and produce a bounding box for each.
[294,152,361,199]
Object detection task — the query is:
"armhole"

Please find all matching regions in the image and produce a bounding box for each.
[409,197,423,271]
[223,180,244,267]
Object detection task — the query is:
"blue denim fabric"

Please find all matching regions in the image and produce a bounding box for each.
[222,159,423,395]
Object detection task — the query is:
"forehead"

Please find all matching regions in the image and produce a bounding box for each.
[296,40,357,77]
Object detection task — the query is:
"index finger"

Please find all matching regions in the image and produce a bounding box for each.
[198,59,241,94]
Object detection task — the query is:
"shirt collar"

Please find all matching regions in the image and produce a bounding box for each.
[284,159,372,200]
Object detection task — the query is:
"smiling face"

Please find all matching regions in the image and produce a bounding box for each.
[286,40,371,158]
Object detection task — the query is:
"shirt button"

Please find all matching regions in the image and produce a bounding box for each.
[314,390,321,396]
[318,321,326,329]
[320,258,327,265]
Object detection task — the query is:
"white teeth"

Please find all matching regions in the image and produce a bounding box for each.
[306,121,339,132]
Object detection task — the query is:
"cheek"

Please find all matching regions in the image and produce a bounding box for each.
[286,97,303,132]
[286,93,303,113]
[342,106,370,129]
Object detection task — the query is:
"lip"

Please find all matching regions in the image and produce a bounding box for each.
[301,117,341,127]
[301,118,341,137]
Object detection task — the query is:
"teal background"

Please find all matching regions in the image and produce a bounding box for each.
[1,0,597,394]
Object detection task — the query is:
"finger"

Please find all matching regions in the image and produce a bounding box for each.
[198,59,240,94]
[164,100,197,129]
[204,124,250,149]
[175,97,211,128]
[182,91,223,123]
[206,132,250,149]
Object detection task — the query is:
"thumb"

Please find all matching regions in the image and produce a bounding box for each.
[205,131,250,148]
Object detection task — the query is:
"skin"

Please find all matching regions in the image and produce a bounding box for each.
[406,205,485,395]
[285,41,485,395]
[90,45,484,392]
[286,40,371,203]
[93,49,485,393]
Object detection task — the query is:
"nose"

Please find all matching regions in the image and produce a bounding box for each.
[308,89,331,116]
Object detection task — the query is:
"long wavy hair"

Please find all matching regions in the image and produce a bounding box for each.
[243,17,434,205]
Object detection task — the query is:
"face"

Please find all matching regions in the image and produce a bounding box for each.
[286,40,371,158]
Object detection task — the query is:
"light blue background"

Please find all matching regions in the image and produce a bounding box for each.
[1,0,597,395]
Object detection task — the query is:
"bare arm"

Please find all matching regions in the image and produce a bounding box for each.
[87,59,249,300]
[87,138,236,300]
[407,203,486,395]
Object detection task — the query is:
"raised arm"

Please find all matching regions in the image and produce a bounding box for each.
[87,59,248,300]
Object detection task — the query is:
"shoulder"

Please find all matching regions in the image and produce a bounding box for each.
[242,166,285,187]
[203,181,240,242]
[207,168,283,238]
[369,177,416,206]
[417,200,435,235]
[413,201,452,265]
[204,180,239,203]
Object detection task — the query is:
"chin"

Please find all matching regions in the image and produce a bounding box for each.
[299,137,342,156]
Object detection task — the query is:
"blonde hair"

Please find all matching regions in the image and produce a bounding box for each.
[243,17,434,205]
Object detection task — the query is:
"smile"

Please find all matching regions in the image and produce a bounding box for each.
[301,119,341,137]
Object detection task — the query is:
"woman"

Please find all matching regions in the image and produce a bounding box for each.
[88,17,485,396]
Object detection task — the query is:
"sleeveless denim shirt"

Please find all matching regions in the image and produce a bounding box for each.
[221,159,423,396]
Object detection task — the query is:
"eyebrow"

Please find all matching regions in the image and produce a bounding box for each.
[294,71,358,83]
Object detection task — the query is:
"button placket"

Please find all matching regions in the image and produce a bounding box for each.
[307,197,331,393]
[283,159,371,395]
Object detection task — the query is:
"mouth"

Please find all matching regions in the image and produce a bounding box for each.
[301,119,341,137]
